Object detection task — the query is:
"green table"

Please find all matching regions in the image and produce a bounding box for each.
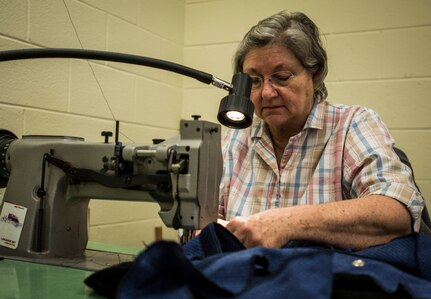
[0,241,142,298]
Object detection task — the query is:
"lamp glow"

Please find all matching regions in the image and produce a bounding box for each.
[226,111,246,122]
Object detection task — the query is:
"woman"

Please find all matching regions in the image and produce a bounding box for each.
[218,11,424,250]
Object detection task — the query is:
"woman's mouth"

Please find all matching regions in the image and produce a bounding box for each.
[262,105,284,112]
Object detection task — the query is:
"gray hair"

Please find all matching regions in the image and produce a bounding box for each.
[233,11,328,101]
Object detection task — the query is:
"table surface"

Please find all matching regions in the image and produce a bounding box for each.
[0,241,142,299]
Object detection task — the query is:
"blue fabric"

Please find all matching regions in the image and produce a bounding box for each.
[117,223,431,299]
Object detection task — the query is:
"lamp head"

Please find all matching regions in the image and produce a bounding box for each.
[217,73,254,129]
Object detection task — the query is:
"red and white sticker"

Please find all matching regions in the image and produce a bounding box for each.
[0,202,27,249]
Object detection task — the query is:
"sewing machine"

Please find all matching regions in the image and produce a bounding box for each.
[0,118,222,264]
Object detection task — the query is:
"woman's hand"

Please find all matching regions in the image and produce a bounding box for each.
[217,218,229,227]
[224,209,292,248]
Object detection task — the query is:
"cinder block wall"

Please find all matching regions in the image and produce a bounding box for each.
[183,0,431,212]
[0,0,185,247]
[1,0,430,248]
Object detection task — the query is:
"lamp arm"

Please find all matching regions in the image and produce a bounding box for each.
[0,47,253,128]
[0,48,233,92]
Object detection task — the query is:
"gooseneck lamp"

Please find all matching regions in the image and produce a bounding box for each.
[0,48,254,129]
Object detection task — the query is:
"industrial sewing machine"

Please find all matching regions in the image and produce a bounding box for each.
[0,48,253,267]
[0,119,222,262]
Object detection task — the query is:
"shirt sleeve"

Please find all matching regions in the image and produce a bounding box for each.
[218,128,236,220]
[342,107,425,232]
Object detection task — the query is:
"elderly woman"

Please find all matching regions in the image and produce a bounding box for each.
[218,11,424,250]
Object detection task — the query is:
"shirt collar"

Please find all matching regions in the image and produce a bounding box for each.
[305,99,326,130]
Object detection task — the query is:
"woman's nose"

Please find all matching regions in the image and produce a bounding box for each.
[260,79,278,99]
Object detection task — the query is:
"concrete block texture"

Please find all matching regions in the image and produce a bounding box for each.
[391,130,431,181]
[417,182,431,210]
[327,79,431,129]
[29,0,106,49]
[0,59,69,111]
[183,43,238,88]
[88,217,179,248]
[184,0,431,45]
[0,105,25,137]
[327,27,431,81]
[0,0,27,40]
[136,0,185,45]
[81,0,139,24]
[70,60,137,121]
[182,87,226,123]
[107,15,183,87]
[89,200,161,226]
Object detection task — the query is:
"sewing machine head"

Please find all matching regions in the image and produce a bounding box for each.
[0,119,222,260]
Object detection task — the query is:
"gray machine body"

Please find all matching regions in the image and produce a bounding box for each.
[0,119,222,261]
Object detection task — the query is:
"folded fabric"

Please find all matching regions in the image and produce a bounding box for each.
[113,223,431,299]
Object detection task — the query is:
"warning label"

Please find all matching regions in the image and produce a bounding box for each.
[0,202,27,249]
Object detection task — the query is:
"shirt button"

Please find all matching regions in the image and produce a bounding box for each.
[352,259,365,267]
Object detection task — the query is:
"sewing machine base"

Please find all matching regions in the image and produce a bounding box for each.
[0,248,136,271]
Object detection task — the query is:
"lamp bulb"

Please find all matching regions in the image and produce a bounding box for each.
[225,111,245,122]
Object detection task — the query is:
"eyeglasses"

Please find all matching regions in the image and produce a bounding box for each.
[248,71,295,92]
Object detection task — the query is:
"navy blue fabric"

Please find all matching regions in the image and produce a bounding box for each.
[117,223,431,299]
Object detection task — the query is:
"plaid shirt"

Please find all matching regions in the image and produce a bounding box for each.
[219,100,424,231]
